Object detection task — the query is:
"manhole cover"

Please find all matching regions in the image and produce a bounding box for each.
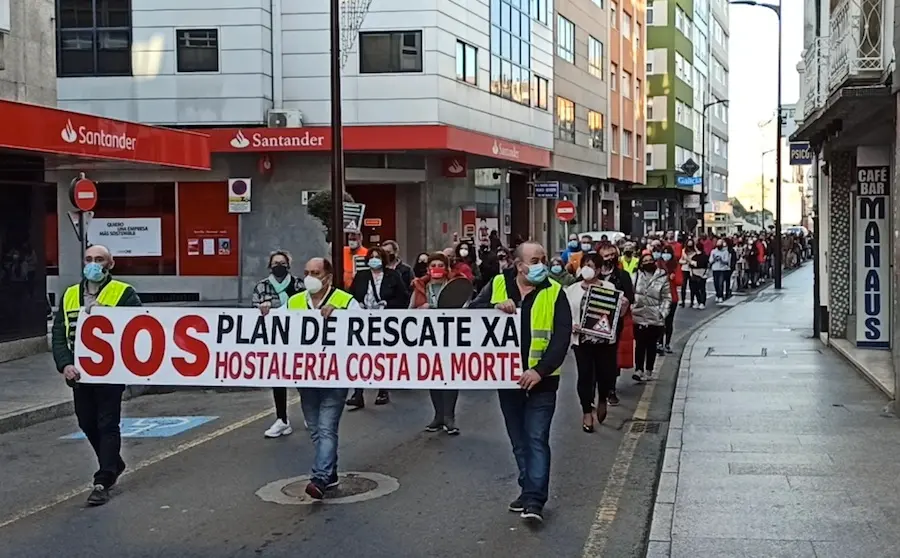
[629,422,661,434]
[256,472,399,505]
[704,347,768,357]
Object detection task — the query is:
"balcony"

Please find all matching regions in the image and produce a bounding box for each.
[800,38,829,117]
[828,0,893,89]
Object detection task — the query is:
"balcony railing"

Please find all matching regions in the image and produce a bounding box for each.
[828,0,890,89]
[801,38,829,116]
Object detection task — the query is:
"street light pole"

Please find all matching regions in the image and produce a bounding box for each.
[329,0,345,281]
[730,0,783,287]
[701,98,728,234]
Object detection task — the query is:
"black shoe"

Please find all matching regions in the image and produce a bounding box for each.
[665,345,673,354]
[86,484,110,506]
[656,345,665,356]
[374,390,390,405]
[607,391,620,406]
[425,419,443,432]
[632,370,644,382]
[508,498,525,513]
[521,504,544,523]
[443,418,460,436]
[326,472,340,490]
[305,479,326,500]
[346,394,365,411]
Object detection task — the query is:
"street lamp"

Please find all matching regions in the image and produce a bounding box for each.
[731,0,783,288]
[701,98,729,234]
[329,0,345,280]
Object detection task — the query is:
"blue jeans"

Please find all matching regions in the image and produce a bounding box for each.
[299,388,348,483]
[498,389,557,508]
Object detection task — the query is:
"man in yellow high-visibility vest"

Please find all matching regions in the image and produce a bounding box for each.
[470,241,572,524]
[51,245,142,507]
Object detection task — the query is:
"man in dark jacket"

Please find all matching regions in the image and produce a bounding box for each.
[470,241,572,524]
[382,240,413,290]
[52,245,141,507]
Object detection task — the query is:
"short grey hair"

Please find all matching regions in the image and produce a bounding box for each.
[513,241,543,261]
[268,250,292,267]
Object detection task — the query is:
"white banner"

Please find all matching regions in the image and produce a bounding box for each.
[74,308,527,389]
[88,218,162,257]
[855,165,891,349]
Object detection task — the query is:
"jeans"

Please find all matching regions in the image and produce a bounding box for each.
[713,270,728,299]
[73,383,126,488]
[299,388,348,483]
[498,389,557,508]
[574,343,618,413]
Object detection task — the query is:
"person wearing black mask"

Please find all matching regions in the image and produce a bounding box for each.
[413,252,429,278]
[382,239,413,290]
[253,250,305,438]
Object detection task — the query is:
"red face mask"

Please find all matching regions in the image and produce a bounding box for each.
[429,268,446,279]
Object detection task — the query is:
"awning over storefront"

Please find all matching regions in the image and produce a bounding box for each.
[0,100,211,170]
[194,124,552,168]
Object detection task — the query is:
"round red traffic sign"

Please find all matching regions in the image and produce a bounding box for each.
[71,178,98,211]
[555,200,576,222]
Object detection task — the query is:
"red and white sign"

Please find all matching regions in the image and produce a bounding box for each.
[74,308,525,389]
[442,156,468,178]
[556,200,576,222]
[71,178,98,212]
[0,99,210,170]
[226,128,326,152]
[363,218,382,227]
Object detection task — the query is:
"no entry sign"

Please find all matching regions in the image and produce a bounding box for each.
[555,200,576,222]
[70,178,98,211]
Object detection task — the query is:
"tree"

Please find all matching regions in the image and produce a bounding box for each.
[307,190,355,243]
[730,197,772,226]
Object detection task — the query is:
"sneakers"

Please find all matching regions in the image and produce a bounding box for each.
[521,504,544,523]
[374,390,390,405]
[326,472,340,489]
[645,370,655,381]
[698,303,706,309]
[86,484,110,506]
[607,390,620,406]
[264,419,293,438]
[443,418,460,436]
[715,297,722,303]
[346,392,365,411]
[425,418,443,432]
[691,302,699,309]
[305,479,326,500]
[508,498,525,513]
[665,345,673,354]
[632,370,645,382]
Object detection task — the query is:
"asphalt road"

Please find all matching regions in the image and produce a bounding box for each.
[0,302,727,558]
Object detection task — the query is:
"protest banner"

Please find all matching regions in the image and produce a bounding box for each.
[73,308,527,389]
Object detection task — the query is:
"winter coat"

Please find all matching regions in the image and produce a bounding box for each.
[632,269,672,327]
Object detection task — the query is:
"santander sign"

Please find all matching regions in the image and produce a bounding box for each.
[230,129,325,150]
[61,119,137,151]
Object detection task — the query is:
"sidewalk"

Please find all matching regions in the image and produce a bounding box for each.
[647,265,900,558]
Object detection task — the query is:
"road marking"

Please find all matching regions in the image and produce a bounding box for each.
[0,396,299,531]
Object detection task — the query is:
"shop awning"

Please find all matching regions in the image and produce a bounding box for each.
[0,100,211,170]
[193,124,552,168]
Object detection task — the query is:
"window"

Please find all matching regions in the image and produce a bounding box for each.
[532,74,549,109]
[621,70,631,98]
[557,15,575,63]
[611,125,619,153]
[622,130,632,156]
[646,60,654,74]
[592,0,603,7]
[456,40,478,85]
[588,110,605,150]
[675,100,691,127]
[359,31,423,73]
[675,52,692,84]
[588,36,603,78]
[176,29,219,73]
[556,96,575,143]
[646,151,653,168]
[610,2,617,28]
[674,6,691,37]
[491,0,532,106]
[646,98,654,119]
[636,134,642,160]
[622,12,632,38]
[533,0,552,25]
[635,78,641,100]
[610,63,617,90]
[57,0,132,77]
[647,4,654,24]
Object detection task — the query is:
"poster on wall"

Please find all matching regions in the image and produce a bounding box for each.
[217,238,232,256]
[855,164,891,349]
[187,239,200,256]
[88,218,162,257]
[228,178,251,213]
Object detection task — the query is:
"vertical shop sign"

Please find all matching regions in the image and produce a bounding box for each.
[855,164,891,348]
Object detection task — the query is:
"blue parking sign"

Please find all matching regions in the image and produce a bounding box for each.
[61,416,218,439]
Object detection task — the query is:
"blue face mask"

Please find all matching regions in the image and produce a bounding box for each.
[83,262,107,283]
[662,253,673,262]
[526,263,549,284]
[652,252,662,260]
[568,240,578,249]
[550,264,563,274]
[368,257,383,270]
[581,243,592,252]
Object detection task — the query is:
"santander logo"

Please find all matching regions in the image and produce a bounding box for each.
[229,128,326,150]
[492,140,520,160]
[448,159,465,174]
[230,130,250,149]
[60,119,137,151]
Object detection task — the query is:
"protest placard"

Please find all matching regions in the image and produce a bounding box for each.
[74,308,526,389]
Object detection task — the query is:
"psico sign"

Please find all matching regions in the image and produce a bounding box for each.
[789,142,813,165]
[855,165,891,348]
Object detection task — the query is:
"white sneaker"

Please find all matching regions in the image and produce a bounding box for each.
[716,297,722,303]
[699,303,706,309]
[692,302,699,309]
[264,419,293,438]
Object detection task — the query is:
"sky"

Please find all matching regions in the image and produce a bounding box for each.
[727,0,804,193]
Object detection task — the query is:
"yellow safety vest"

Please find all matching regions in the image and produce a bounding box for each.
[287,288,354,310]
[62,280,131,349]
[620,256,639,274]
[489,274,563,376]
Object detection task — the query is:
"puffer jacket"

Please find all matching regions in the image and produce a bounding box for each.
[632,268,672,327]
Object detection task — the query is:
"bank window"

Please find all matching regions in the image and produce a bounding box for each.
[359,30,423,73]
[556,96,575,143]
[588,110,604,150]
[456,40,478,85]
[588,36,603,78]
[557,15,575,63]
[57,0,132,77]
[491,0,532,106]
[532,74,549,109]
[176,29,219,73]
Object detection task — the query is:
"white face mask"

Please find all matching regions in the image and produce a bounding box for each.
[348,240,359,250]
[581,266,596,281]
[459,249,469,258]
[304,275,324,294]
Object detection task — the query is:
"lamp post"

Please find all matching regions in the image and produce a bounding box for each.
[700,98,729,234]
[329,0,345,281]
[731,0,783,288]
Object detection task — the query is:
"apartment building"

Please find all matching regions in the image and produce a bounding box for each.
[49,0,558,300]
[635,0,728,233]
